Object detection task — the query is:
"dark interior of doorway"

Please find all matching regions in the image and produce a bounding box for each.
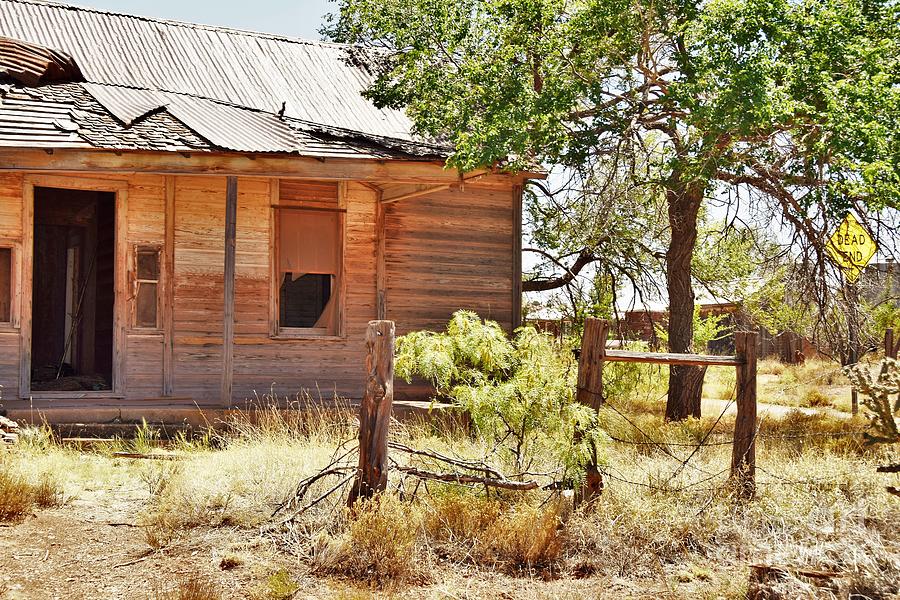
[31,186,115,392]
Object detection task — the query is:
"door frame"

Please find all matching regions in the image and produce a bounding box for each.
[20,174,129,399]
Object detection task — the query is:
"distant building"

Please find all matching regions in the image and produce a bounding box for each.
[860,260,899,303]
[621,302,818,363]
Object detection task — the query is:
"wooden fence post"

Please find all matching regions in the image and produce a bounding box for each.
[348,320,395,508]
[576,317,609,504]
[732,331,758,499]
[888,328,900,413]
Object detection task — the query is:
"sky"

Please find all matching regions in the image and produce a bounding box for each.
[76,0,333,40]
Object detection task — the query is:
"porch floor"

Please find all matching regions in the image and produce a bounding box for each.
[2,399,466,437]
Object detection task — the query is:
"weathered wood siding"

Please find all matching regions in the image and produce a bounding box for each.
[0,169,519,406]
[172,176,226,401]
[230,181,378,401]
[126,175,166,398]
[0,173,22,400]
[384,183,515,335]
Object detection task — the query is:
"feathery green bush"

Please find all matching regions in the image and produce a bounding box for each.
[396,311,607,478]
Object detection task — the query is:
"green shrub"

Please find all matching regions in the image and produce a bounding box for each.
[396,311,606,478]
[259,570,299,600]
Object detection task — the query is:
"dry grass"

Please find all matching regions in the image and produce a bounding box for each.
[760,359,848,410]
[803,387,833,407]
[704,366,736,400]
[0,469,35,522]
[136,401,361,549]
[423,491,502,544]
[0,465,63,522]
[420,492,567,572]
[478,501,564,570]
[758,358,787,376]
[705,357,853,412]
[251,570,299,600]
[313,494,428,585]
[1,368,898,598]
[218,553,244,570]
[152,576,221,600]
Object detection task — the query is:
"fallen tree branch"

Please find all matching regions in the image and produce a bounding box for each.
[876,464,900,474]
[112,551,153,569]
[388,442,504,479]
[271,466,354,518]
[283,472,357,524]
[394,465,539,490]
[111,452,183,460]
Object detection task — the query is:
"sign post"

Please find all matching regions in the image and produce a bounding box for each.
[826,213,878,415]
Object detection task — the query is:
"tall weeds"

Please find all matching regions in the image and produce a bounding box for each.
[0,467,63,522]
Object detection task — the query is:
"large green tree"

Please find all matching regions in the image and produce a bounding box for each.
[327,0,900,419]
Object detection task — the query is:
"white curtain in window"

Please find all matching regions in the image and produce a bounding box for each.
[314,274,339,331]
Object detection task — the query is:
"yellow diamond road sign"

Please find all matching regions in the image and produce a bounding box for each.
[826,213,878,282]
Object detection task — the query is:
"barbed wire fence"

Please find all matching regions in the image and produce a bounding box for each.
[573,318,888,501]
[596,396,871,498]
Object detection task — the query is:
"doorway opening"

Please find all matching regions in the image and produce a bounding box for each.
[31,186,116,392]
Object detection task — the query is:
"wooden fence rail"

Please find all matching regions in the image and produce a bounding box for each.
[350,317,759,507]
[577,318,759,499]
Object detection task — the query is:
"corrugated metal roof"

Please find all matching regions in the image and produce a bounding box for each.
[0,34,83,86]
[80,83,164,126]
[83,83,307,153]
[0,0,418,141]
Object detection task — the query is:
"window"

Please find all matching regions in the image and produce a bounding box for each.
[134,247,160,329]
[275,181,343,336]
[0,247,11,323]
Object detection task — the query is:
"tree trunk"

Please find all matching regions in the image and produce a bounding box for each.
[664,177,705,421]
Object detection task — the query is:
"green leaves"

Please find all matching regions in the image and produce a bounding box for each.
[395,311,601,475]
[330,0,899,209]
[395,311,513,388]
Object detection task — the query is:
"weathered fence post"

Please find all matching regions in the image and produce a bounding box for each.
[731,331,758,499]
[348,320,395,508]
[888,328,900,413]
[576,317,609,504]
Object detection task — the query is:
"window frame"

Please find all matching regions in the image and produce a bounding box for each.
[269,180,347,340]
[0,242,18,329]
[131,244,162,332]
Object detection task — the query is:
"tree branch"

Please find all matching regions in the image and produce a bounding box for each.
[394,466,539,490]
[522,247,598,292]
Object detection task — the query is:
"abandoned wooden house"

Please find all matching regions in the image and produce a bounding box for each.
[0,0,533,424]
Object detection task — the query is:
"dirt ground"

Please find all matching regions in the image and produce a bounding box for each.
[0,483,262,599]
[0,511,674,600]
[0,484,671,600]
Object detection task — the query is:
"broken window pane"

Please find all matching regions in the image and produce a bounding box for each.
[137,249,160,280]
[134,247,160,328]
[0,248,10,322]
[135,282,158,328]
[280,273,331,328]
